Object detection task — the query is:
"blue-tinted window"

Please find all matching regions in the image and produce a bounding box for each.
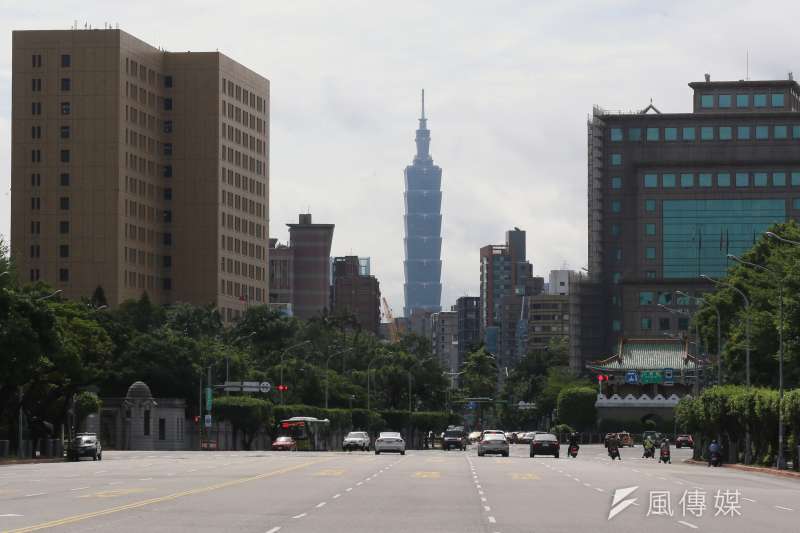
[718,173,731,187]
[754,172,768,187]
[719,126,732,140]
[662,199,787,278]
[644,174,658,188]
[628,128,641,141]
[646,271,657,279]
[736,94,749,107]
[611,224,620,237]
[754,94,767,107]
[610,128,623,141]
[612,272,621,284]
[793,126,800,139]
[658,292,673,305]
[736,172,749,187]
[718,94,732,108]
[701,126,714,141]
[646,128,659,141]
[645,247,656,260]
[738,126,751,140]
[645,199,656,212]
[772,93,785,107]
[699,173,712,187]
[611,153,622,166]
[682,127,696,141]
[773,172,786,186]
[664,127,678,141]
[662,174,676,188]
[639,291,655,305]
[700,95,714,108]
[615,248,622,261]
[775,125,788,139]
[681,173,694,188]
[645,223,656,236]
[612,295,619,306]
[611,176,622,189]
[611,200,621,213]
[756,125,769,140]
[676,293,691,306]
[793,172,800,186]
[794,199,800,210]
[612,319,621,332]
[641,317,652,330]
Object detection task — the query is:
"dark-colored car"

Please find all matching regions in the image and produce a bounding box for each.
[675,434,694,448]
[530,433,560,458]
[67,433,102,461]
[442,429,467,451]
[272,436,297,451]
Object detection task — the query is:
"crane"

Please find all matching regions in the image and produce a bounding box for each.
[381,297,400,343]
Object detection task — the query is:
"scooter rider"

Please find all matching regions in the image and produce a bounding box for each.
[568,432,580,449]
[642,437,655,458]
[607,434,621,460]
[708,439,721,466]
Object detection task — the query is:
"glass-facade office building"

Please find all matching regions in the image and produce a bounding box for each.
[403,91,442,316]
[584,78,800,358]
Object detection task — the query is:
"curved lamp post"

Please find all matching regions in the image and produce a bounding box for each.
[324,347,352,409]
[366,353,391,412]
[676,291,722,386]
[280,340,311,405]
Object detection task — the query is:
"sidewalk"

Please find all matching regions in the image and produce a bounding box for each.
[0,457,64,466]
[686,458,800,480]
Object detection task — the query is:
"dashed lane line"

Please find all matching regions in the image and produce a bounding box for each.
[678,520,699,529]
[315,502,326,508]
[292,513,307,519]
[488,516,496,524]
[265,527,281,533]
[333,494,341,499]
[775,506,793,511]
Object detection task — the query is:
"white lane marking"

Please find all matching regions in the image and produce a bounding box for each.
[488,516,496,523]
[316,502,326,508]
[70,486,89,491]
[675,481,684,485]
[93,471,107,475]
[478,490,484,495]
[188,469,197,473]
[476,484,482,489]
[265,527,281,533]
[356,482,363,486]
[583,483,591,487]
[775,505,793,511]
[24,492,46,497]
[595,488,604,492]
[139,478,152,481]
[632,469,640,473]
[292,513,307,519]
[167,473,175,476]
[484,505,491,511]
[573,478,580,482]
[742,497,756,503]
[346,487,353,492]
[678,520,699,529]
[0,514,23,517]
[481,497,487,502]
[333,494,341,499]
[108,481,122,486]
[657,477,667,481]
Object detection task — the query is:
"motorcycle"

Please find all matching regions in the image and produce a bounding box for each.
[710,451,722,467]
[643,446,655,459]
[659,448,671,464]
[568,444,579,458]
[608,446,620,461]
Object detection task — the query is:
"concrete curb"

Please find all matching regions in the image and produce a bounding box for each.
[685,458,800,480]
[0,457,64,466]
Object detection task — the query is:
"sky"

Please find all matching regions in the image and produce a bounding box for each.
[1,0,798,316]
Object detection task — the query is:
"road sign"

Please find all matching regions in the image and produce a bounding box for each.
[467,401,477,410]
[204,414,212,428]
[663,368,674,385]
[259,381,271,393]
[517,401,536,410]
[641,371,663,384]
[205,387,213,411]
[625,371,639,384]
[221,381,264,392]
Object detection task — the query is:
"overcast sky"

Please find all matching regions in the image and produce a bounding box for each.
[1,0,798,316]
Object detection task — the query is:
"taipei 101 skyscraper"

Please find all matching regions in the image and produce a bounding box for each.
[403,90,442,317]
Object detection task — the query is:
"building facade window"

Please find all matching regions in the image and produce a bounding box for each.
[664,127,678,141]
[639,291,654,305]
[60,197,70,210]
[644,174,657,188]
[628,128,641,141]
[718,172,731,187]
[60,126,70,139]
[646,127,659,141]
[756,125,769,140]
[719,126,732,140]
[699,173,712,187]
[659,317,671,331]
[611,200,621,213]
[754,94,767,107]
[645,199,656,212]
[736,172,749,187]
[774,172,787,187]
[772,93,785,107]
[612,319,621,332]
[792,172,800,186]
[645,247,656,260]
[610,153,622,166]
[662,174,676,188]
[645,223,656,236]
[61,102,70,115]
[775,125,788,139]
[60,78,71,91]
[700,95,714,108]
[59,221,69,234]
[680,173,694,188]
[754,172,768,187]
[611,176,622,189]
[682,127,696,141]
[59,244,69,258]
[700,126,714,141]
[61,54,71,67]
[60,173,70,186]
[60,150,70,163]
[59,268,69,282]
[736,94,749,107]
[610,128,623,141]
[641,317,652,330]
[718,94,732,108]
[738,126,751,140]
[611,224,620,237]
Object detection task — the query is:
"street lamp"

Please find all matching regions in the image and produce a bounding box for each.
[36,289,62,301]
[702,273,752,465]
[325,347,352,409]
[407,358,433,414]
[676,291,722,386]
[367,353,390,412]
[228,332,256,383]
[657,303,702,357]
[280,340,311,405]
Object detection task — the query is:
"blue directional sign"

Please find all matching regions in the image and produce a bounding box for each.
[625,371,639,384]
[468,401,477,410]
[663,368,674,385]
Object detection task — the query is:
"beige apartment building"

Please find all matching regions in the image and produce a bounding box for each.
[10,29,269,321]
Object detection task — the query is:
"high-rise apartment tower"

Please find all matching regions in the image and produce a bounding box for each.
[11,29,269,321]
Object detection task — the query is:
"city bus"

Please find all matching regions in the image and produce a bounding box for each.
[277,417,331,451]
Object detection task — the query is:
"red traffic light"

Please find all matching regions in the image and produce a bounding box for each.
[277,384,288,392]
[193,415,200,423]
[597,374,609,382]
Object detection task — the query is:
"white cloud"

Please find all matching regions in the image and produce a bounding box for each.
[1,0,799,314]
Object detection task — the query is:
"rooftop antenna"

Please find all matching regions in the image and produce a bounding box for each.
[746,50,750,81]
[421,88,425,119]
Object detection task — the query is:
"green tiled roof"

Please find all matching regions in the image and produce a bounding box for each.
[588,338,697,371]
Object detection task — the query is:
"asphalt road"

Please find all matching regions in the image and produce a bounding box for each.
[0,445,797,533]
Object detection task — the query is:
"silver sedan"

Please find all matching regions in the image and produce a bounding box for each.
[477,433,509,457]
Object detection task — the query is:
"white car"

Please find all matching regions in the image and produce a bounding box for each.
[374,432,406,455]
[343,431,371,451]
[478,433,509,457]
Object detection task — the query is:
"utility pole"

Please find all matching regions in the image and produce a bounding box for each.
[18,386,24,458]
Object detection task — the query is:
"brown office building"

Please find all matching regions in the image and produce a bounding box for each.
[330,255,380,334]
[11,29,269,321]
[287,213,334,319]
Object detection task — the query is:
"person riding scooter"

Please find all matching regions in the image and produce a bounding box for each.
[607,434,621,460]
[659,438,671,464]
[708,439,722,467]
[568,432,580,457]
[642,437,655,459]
